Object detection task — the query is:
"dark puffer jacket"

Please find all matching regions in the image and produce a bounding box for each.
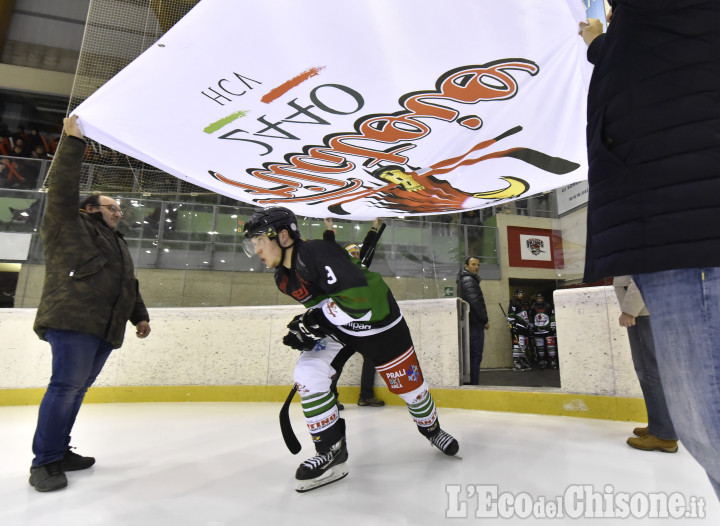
[34,135,149,348]
[583,0,720,282]
[456,268,488,326]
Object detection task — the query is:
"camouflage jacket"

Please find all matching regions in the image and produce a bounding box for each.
[33,135,149,348]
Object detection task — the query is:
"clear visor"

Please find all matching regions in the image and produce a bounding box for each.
[242,234,272,258]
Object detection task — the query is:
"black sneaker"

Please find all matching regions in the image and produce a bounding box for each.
[357,397,385,407]
[295,437,349,492]
[29,461,67,492]
[427,428,459,456]
[62,448,95,471]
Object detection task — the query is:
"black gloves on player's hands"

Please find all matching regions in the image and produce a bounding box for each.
[282,330,316,351]
[283,309,327,351]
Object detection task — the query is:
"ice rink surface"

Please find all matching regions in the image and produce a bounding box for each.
[1,402,718,525]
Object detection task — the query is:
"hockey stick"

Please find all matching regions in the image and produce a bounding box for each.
[360,222,386,268]
[279,384,302,454]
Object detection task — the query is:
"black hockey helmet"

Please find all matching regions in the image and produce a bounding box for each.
[243,206,299,239]
[242,206,299,257]
[514,288,524,298]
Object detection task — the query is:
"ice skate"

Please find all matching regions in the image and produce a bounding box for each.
[427,428,459,456]
[512,359,525,371]
[295,437,349,492]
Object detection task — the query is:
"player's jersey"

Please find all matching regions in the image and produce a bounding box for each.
[275,238,401,336]
[507,300,530,331]
[530,302,553,333]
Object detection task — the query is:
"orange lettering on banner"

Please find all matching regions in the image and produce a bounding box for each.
[213,60,539,203]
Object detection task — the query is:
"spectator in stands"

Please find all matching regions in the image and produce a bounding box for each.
[30,145,50,160]
[12,142,29,158]
[27,128,45,150]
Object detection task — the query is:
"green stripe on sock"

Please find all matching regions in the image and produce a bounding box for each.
[408,395,435,417]
[301,391,336,417]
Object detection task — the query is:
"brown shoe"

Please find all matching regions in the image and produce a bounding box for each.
[627,434,678,453]
[633,426,649,437]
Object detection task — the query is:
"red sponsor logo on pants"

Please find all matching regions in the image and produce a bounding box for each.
[376,347,424,394]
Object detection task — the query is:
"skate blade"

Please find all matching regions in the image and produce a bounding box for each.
[295,462,349,493]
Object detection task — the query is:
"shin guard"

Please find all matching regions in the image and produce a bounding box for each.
[376,347,439,433]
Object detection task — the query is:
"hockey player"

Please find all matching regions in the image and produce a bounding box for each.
[507,289,532,371]
[529,292,557,369]
[243,207,459,493]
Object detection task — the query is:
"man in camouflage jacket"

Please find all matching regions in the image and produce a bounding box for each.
[29,115,150,493]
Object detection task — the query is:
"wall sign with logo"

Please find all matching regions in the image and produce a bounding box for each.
[507,226,563,269]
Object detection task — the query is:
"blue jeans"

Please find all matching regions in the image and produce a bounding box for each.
[634,268,720,499]
[627,316,676,440]
[32,329,113,467]
[469,324,486,385]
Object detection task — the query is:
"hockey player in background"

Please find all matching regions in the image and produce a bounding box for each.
[507,289,532,371]
[243,207,459,492]
[529,292,558,370]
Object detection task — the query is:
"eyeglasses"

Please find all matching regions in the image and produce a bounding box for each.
[97,204,124,215]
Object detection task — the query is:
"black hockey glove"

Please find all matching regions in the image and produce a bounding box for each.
[282,330,318,352]
[283,310,328,351]
[294,309,328,337]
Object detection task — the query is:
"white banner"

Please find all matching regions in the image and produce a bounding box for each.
[75,0,592,219]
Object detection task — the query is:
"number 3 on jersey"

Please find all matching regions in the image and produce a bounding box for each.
[325,265,337,285]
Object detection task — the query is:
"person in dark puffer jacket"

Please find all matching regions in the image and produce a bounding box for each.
[29,115,151,493]
[580,0,720,500]
[456,256,489,385]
